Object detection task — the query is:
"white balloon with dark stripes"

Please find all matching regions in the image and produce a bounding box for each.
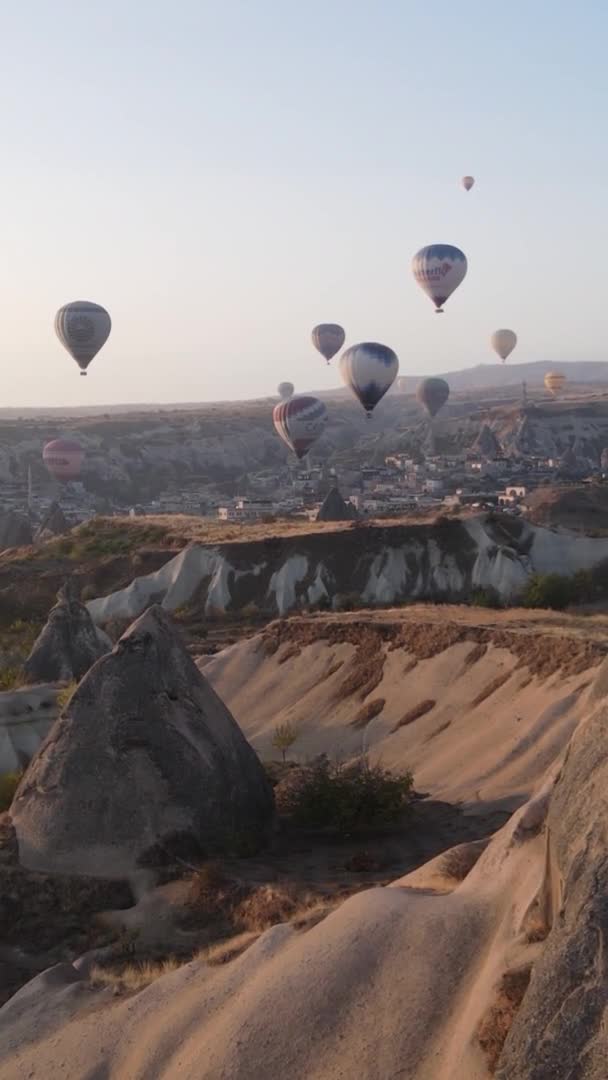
[273,395,328,458]
[411,245,467,312]
[339,342,399,417]
[55,300,112,375]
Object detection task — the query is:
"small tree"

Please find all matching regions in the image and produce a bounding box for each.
[272,721,299,763]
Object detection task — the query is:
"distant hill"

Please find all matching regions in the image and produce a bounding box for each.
[2,362,608,420]
[417,360,608,392]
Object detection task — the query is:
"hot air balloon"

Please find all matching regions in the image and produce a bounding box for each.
[339,342,399,417]
[491,329,517,362]
[55,301,111,375]
[43,438,84,481]
[416,377,450,418]
[311,324,345,364]
[544,372,566,397]
[277,381,294,401]
[273,395,328,459]
[462,176,475,191]
[412,245,467,313]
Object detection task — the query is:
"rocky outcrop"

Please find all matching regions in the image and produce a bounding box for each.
[0,510,32,552]
[316,487,357,522]
[11,606,274,877]
[494,697,608,1076]
[23,581,110,685]
[33,501,69,542]
[85,515,608,623]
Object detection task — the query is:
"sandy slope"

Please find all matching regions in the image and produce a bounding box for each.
[1,610,607,1079]
[203,611,601,808]
[0,779,556,1080]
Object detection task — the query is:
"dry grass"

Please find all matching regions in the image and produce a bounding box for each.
[425,719,451,741]
[462,642,488,669]
[320,659,344,681]
[439,839,489,882]
[470,671,512,708]
[277,643,302,665]
[477,966,532,1073]
[336,631,385,701]
[89,957,184,993]
[204,931,261,965]
[55,680,78,712]
[350,698,385,730]
[392,699,436,732]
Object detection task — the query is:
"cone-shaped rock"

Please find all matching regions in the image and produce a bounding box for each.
[473,424,501,459]
[11,605,274,876]
[0,510,33,552]
[23,580,110,685]
[34,501,69,543]
[317,487,357,522]
[558,446,580,475]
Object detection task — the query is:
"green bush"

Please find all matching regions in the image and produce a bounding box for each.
[520,573,575,611]
[275,757,413,837]
[0,770,23,811]
[56,680,78,712]
[470,587,502,609]
[0,667,26,691]
[271,721,299,762]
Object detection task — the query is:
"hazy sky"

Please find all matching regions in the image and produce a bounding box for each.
[1,1,607,407]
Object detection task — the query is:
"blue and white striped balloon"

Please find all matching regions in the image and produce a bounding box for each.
[412,244,467,313]
[339,342,399,417]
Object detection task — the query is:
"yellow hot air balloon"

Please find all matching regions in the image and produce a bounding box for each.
[544,372,566,396]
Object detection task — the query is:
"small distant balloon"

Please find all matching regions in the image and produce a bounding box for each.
[544,372,566,396]
[43,438,84,481]
[277,381,294,401]
[339,342,399,417]
[273,395,328,459]
[311,324,345,364]
[55,301,111,375]
[411,245,467,313]
[462,176,475,191]
[416,377,450,419]
[491,329,517,363]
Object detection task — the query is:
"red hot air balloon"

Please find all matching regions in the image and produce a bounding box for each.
[43,438,84,481]
[273,395,328,459]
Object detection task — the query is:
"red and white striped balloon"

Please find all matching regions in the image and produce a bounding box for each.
[272,395,328,459]
[43,438,84,481]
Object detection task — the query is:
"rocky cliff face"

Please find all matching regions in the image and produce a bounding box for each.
[85,514,608,624]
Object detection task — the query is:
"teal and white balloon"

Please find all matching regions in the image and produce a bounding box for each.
[339,342,399,418]
[55,301,111,375]
[412,245,467,313]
